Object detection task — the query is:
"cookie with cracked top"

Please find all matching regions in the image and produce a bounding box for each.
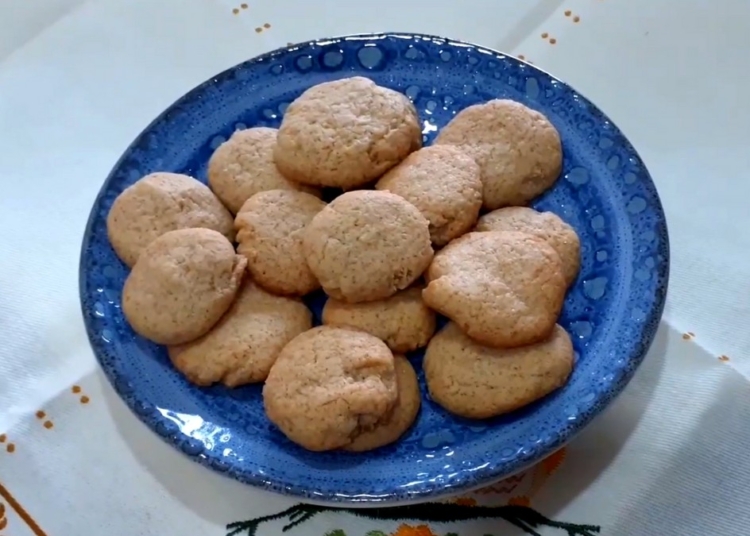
[263,326,398,452]
[423,231,565,348]
[435,99,562,210]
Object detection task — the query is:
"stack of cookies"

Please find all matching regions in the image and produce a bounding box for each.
[106,76,581,453]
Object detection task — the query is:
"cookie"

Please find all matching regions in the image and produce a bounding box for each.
[423,231,565,348]
[122,228,246,345]
[107,172,235,267]
[476,207,581,286]
[274,76,422,189]
[424,322,574,419]
[322,286,436,353]
[434,99,562,210]
[303,190,433,303]
[235,190,327,295]
[207,127,319,214]
[375,145,482,246]
[344,356,421,452]
[168,281,312,387]
[263,326,398,451]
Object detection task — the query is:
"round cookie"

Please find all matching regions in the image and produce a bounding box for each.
[107,172,235,267]
[322,286,436,353]
[344,356,421,452]
[424,322,574,419]
[207,127,319,214]
[235,190,327,296]
[263,326,398,452]
[122,228,246,345]
[303,190,433,303]
[375,145,482,246]
[476,207,580,286]
[274,76,422,189]
[168,282,312,387]
[423,231,566,348]
[434,99,562,210]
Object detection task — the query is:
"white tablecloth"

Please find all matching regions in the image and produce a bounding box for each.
[1,1,749,535]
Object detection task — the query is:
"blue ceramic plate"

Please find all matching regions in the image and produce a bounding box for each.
[79,33,669,504]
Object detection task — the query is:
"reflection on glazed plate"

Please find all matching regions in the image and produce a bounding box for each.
[78,33,669,504]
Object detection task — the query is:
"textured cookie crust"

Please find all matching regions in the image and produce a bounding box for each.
[122,228,246,345]
[344,356,421,452]
[434,99,562,210]
[375,145,482,246]
[303,190,433,303]
[107,172,235,267]
[207,127,319,214]
[263,326,398,452]
[274,77,422,189]
[168,282,312,387]
[476,206,581,286]
[423,231,566,348]
[235,189,327,295]
[424,323,574,419]
[322,286,436,353]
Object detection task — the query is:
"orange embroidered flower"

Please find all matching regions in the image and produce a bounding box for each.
[453,497,477,507]
[508,495,531,507]
[391,524,438,536]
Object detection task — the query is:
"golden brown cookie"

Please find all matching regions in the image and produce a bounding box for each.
[235,189,327,296]
[122,228,246,345]
[375,145,482,246]
[322,286,436,353]
[344,356,421,452]
[434,99,562,210]
[263,326,398,452]
[303,190,433,303]
[167,282,312,387]
[107,172,235,267]
[423,231,566,348]
[207,127,319,214]
[424,323,574,419]
[274,77,422,189]
[476,207,580,286]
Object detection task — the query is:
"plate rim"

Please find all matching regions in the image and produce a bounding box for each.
[78,31,670,505]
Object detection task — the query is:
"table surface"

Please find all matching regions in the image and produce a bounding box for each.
[1,1,750,535]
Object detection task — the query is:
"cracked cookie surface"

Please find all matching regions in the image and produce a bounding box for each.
[435,99,562,210]
[376,145,482,246]
[208,127,319,214]
[235,189,326,296]
[476,206,580,287]
[168,281,312,387]
[344,356,421,452]
[107,172,234,267]
[322,286,435,353]
[122,228,246,345]
[303,190,433,303]
[263,326,398,451]
[423,231,565,348]
[274,77,422,189]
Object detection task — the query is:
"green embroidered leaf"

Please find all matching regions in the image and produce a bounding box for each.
[365,532,388,536]
[325,530,347,536]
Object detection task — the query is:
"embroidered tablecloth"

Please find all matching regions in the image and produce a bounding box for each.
[2,1,750,535]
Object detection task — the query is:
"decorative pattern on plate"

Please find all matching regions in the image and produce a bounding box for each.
[226,501,601,536]
[79,32,669,504]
